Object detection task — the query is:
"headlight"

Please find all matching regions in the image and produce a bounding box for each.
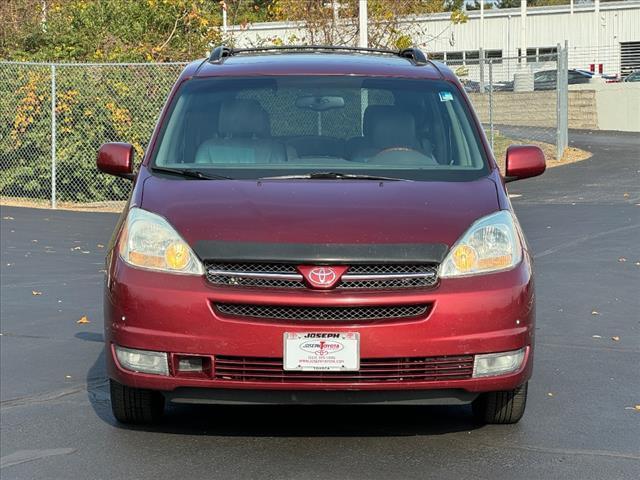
[119,207,204,275]
[440,211,522,278]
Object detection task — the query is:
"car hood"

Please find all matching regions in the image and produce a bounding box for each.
[139,174,499,249]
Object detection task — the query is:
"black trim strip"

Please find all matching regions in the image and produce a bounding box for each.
[165,388,477,406]
[193,241,448,264]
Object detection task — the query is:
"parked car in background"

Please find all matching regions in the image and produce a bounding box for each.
[97,46,546,426]
[533,69,594,90]
[624,70,640,82]
[497,68,596,92]
[461,79,511,93]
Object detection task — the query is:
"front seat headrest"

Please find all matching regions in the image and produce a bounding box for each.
[218,99,270,137]
[362,105,394,137]
[368,107,419,150]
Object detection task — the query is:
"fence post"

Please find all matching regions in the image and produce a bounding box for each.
[556,42,569,161]
[488,59,494,152]
[556,44,562,161]
[50,64,57,209]
[562,40,569,154]
[479,48,485,94]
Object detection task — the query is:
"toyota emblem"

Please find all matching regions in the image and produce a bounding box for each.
[297,265,349,289]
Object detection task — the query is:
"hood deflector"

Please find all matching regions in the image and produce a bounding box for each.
[193,241,448,264]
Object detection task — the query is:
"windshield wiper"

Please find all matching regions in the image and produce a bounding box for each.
[259,172,412,181]
[151,166,232,180]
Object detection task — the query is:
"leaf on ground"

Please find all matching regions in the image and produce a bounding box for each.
[611,336,620,342]
[623,192,630,198]
[32,290,42,296]
[76,316,90,324]
[635,405,640,411]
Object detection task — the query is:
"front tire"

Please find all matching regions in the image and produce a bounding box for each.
[472,382,528,424]
[110,379,165,425]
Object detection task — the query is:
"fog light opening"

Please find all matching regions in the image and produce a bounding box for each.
[178,356,204,373]
[114,345,169,376]
[473,348,526,378]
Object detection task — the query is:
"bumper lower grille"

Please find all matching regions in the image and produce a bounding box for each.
[214,355,474,383]
[215,303,430,322]
[205,262,438,290]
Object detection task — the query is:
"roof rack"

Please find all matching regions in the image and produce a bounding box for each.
[208,45,428,66]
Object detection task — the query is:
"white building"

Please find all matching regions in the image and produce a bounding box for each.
[229,1,640,78]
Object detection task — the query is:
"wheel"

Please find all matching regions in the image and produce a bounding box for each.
[109,379,164,425]
[472,382,528,424]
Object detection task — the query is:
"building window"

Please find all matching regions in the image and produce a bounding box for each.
[518,47,557,63]
[539,47,558,62]
[465,50,480,64]
[446,51,464,63]
[486,49,503,64]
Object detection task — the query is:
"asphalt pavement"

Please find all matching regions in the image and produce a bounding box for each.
[1,130,639,479]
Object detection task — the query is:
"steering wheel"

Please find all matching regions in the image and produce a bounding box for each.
[374,147,422,157]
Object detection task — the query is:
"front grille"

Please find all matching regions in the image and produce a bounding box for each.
[209,263,298,274]
[208,275,303,289]
[214,355,474,383]
[215,303,430,322]
[205,262,438,290]
[346,264,433,275]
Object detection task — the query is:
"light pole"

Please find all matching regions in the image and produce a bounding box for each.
[480,0,484,52]
[520,0,527,66]
[595,0,600,71]
[221,1,228,35]
[358,0,368,48]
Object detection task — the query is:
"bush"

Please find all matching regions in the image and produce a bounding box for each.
[0,63,184,202]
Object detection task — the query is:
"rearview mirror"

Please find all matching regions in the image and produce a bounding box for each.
[296,96,345,111]
[504,145,546,182]
[97,143,135,180]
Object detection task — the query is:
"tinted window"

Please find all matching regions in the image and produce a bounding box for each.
[152,76,489,181]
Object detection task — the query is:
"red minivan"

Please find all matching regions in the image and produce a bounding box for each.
[97,46,545,425]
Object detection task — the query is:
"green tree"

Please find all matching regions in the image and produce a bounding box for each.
[1,0,227,62]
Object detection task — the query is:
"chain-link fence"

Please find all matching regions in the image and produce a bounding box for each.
[0,51,568,209]
[0,62,185,208]
[447,48,569,164]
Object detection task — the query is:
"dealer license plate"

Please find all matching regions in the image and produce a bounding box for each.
[283,332,360,371]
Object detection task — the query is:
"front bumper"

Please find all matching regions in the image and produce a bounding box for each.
[105,255,535,397]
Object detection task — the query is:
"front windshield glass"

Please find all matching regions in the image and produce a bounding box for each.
[152,76,489,181]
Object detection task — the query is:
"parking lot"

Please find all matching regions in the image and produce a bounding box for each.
[1,130,639,479]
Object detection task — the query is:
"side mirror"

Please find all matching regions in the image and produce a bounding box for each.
[504,145,546,182]
[97,143,135,180]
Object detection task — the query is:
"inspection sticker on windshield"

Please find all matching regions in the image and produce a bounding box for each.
[439,91,454,102]
[284,332,360,371]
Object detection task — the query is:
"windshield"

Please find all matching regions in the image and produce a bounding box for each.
[151,76,489,181]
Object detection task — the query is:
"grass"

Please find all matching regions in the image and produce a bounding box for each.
[491,132,592,173]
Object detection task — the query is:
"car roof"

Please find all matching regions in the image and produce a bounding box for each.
[184,52,451,82]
